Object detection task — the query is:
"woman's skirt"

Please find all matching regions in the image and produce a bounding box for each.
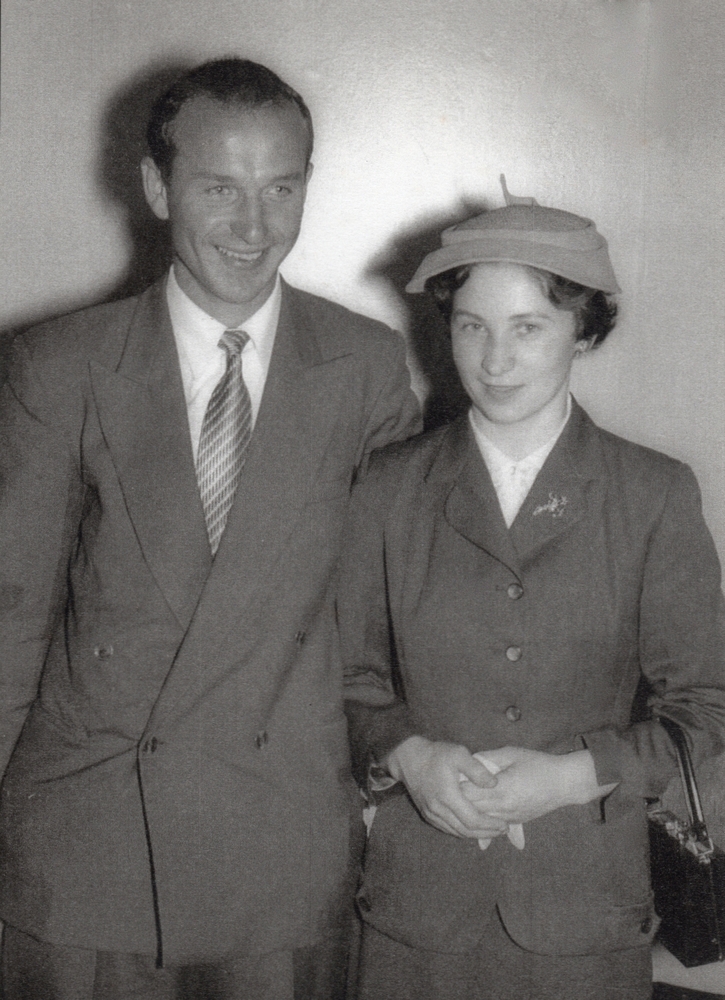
[352,908,652,1000]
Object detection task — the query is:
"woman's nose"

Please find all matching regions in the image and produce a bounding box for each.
[482,336,514,375]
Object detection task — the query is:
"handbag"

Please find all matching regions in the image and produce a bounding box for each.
[648,715,725,967]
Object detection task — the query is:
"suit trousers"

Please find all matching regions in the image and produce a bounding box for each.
[1,925,352,1000]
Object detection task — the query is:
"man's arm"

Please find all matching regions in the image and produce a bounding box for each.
[0,334,82,774]
[355,332,421,463]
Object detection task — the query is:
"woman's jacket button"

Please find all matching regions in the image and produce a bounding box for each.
[507,583,524,600]
[505,706,522,722]
[505,645,522,662]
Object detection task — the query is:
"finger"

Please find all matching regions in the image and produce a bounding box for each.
[418,805,466,838]
[458,756,498,788]
[437,811,509,839]
[438,792,509,837]
[481,746,526,769]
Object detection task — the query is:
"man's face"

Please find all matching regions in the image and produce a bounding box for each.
[142,96,312,327]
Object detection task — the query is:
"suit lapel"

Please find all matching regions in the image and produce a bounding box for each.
[195,282,333,606]
[509,402,603,561]
[90,281,212,631]
[439,416,521,576]
[147,282,358,724]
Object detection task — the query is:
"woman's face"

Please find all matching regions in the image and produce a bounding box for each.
[451,262,579,430]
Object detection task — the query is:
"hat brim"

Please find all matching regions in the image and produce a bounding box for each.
[405,237,621,294]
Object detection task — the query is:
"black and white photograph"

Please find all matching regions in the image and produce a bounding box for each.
[0,2,724,997]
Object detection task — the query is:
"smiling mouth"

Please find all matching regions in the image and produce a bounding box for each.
[484,383,521,393]
[215,246,265,263]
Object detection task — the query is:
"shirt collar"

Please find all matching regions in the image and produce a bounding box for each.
[166,266,282,380]
[469,394,573,473]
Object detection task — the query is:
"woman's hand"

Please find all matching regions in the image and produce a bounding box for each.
[385,736,508,839]
[460,746,618,824]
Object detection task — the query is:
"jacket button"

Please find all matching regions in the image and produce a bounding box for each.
[505,706,522,722]
[295,631,306,645]
[357,896,371,914]
[255,731,269,749]
[94,644,114,660]
[640,916,653,934]
[507,583,524,600]
[505,645,522,662]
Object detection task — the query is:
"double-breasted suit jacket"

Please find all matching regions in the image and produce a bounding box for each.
[339,404,725,957]
[0,277,420,963]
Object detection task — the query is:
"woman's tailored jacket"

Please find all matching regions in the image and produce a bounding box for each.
[339,403,725,957]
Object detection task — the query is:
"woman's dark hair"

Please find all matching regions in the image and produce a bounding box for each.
[426,263,618,348]
[147,57,314,183]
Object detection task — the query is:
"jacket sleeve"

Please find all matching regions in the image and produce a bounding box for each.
[579,462,725,804]
[0,334,83,776]
[338,456,419,788]
[355,332,421,465]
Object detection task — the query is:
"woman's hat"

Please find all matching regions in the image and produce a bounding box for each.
[406,177,620,294]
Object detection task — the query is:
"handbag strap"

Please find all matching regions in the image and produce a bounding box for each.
[657,715,714,853]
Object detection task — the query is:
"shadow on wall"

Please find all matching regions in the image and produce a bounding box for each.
[0,58,193,382]
[364,200,490,430]
[95,58,193,301]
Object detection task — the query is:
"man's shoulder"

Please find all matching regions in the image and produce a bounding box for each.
[283,283,402,354]
[17,283,160,366]
[357,422,452,493]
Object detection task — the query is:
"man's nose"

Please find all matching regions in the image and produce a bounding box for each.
[228,197,266,244]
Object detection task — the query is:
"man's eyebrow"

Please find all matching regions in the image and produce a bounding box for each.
[188,170,306,183]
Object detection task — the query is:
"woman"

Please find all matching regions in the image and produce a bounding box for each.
[338,194,725,1000]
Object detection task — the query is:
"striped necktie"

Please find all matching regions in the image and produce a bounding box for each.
[196,330,253,555]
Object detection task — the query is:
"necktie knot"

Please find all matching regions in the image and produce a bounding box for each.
[219,329,249,359]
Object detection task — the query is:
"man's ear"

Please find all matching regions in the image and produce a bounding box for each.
[303,160,314,199]
[141,157,170,221]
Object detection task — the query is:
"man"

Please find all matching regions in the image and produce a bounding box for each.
[0,59,420,999]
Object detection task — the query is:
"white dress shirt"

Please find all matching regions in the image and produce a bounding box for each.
[165,267,281,459]
[469,396,572,528]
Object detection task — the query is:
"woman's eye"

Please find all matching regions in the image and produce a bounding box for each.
[207,185,232,196]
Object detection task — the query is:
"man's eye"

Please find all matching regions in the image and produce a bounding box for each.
[267,185,291,197]
[207,185,232,196]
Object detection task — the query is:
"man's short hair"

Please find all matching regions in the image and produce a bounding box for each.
[147,57,314,182]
